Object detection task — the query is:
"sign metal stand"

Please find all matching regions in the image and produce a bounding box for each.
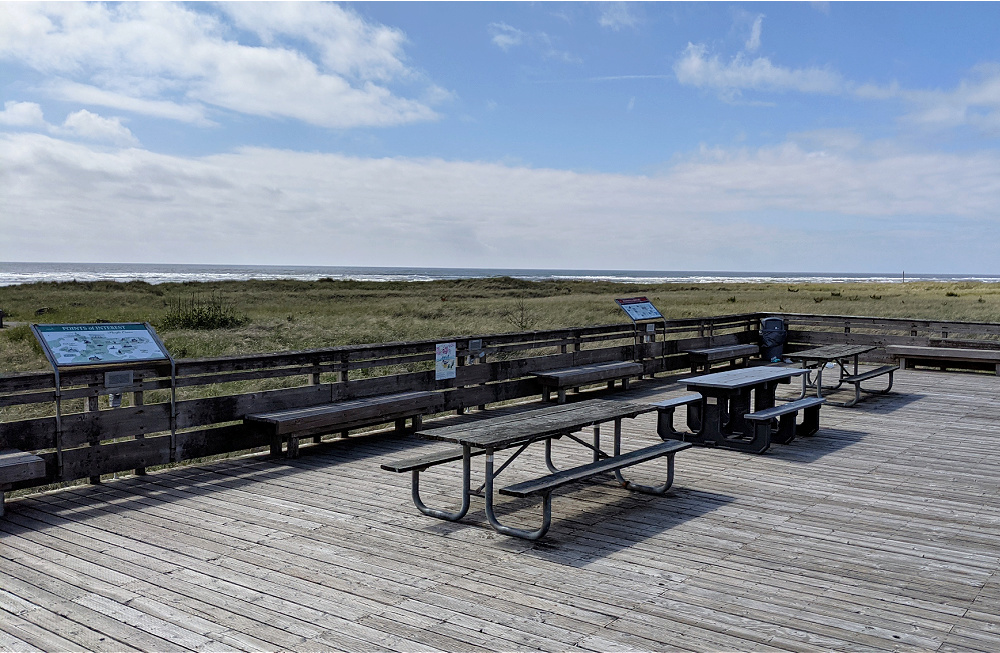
[615,297,668,372]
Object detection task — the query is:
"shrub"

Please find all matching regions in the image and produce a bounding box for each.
[161,293,249,330]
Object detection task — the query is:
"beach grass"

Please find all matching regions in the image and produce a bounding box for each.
[2,277,1000,373]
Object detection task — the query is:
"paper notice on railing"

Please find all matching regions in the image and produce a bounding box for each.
[435,342,457,380]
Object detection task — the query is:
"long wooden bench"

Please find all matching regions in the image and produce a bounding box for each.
[886,345,1000,375]
[499,440,691,499]
[1,449,46,517]
[532,361,644,403]
[743,397,825,447]
[246,390,445,458]
[686,344,759,373]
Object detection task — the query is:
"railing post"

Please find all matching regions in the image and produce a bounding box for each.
[308,366,323,442]
[338,354,349,437]
[134,388,146,476]
[84,385,101,484]
[456,352,466,415]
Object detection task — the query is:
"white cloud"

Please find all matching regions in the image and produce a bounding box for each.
[674,43,845,96]
[0,101,47,128]
[858,64,1000,136]
[488,22,579,63]
[745,15,764,52]
[0,99,137,145]
[220,2,411,82]
[3,132,1000,271]
[46,80,212,126]
[489,23,524,51]
[55,110,138,146]
[598,3,639,31]
[0,2,442,129]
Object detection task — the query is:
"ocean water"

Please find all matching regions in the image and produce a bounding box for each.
[1,262,998,287]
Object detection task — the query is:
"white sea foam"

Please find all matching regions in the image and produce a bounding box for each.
[1,262,997,287]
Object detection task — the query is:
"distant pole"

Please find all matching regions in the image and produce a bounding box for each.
[902,270,905,283]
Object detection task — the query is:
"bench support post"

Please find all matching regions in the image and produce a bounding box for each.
[612,419,677,495]
[769,413,798,445]
[410,447,471,522]
[657,407,681,438]
[797,403,822,436]
[484,449,552,541]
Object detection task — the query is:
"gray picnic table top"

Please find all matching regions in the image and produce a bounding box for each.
[417,398,655,449]
[682,365,806,391]
[786,344,875,363]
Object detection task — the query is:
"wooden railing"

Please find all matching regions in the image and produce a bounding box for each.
[5,310,1000,493]
[777,313,1000,362]
[0,314,759,491]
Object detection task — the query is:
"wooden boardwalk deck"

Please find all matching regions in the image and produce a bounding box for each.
[2,369,999,651]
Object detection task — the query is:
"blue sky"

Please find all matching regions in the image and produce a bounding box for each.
[2,2,1000,273]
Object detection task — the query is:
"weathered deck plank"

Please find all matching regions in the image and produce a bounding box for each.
[3,369,1000,650]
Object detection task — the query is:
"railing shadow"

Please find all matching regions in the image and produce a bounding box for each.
[0,430,436,534]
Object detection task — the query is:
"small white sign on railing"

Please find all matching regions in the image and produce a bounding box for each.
[435,342,457,380]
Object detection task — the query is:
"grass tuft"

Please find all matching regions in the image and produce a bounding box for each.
[160,293,249,330]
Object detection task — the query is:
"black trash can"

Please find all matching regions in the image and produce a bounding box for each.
[760,317,787,362]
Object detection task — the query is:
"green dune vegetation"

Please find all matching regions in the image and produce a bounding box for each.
[2,277,1000,373]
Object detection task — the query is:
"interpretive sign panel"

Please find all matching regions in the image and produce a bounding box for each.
[435,342,457,380]
[33,323,171,368]
[615,297,663,322]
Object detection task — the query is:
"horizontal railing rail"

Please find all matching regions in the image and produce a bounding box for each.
[8,310,999,493]
[0,314,760,490]
[774,313,1000,363]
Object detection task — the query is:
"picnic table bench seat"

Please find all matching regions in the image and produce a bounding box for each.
[500,439,691,498]
[532,361,643,403]
[886,345,1000,375]
[686,344,759,373]
[246,390,444,458]
[1,449,46,517]
[380,446,487,473]
[743,397,825,447]
[827,364,898,406]
[842,365,898,384]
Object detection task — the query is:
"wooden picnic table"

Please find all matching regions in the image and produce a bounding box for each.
[680,366,810,453]
[787,344,896,406]
[382,398,690,539]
